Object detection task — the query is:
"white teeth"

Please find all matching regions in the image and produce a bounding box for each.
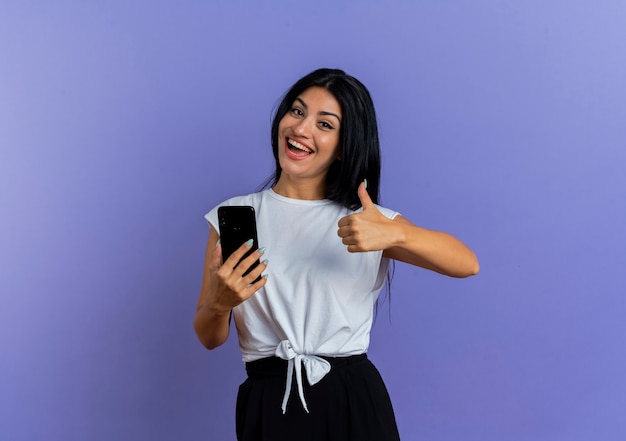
[288,139,313,153]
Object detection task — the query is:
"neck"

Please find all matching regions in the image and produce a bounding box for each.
[273,175,326,200]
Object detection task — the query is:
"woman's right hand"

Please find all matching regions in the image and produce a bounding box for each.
[209,239,268,313]
[194,229,268,349]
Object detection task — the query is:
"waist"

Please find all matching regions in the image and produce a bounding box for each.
[245,353,368,379]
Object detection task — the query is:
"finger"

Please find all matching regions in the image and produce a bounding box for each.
[337,215,351,228]
[242,258,268,285]
[337,225,350,238]
[346,244,364,253]
[234,259,268,300]
[358,181,376,211]
[223,239,255,269]
[343,227,361,243]
[341,235,356,246]
[211,239,223,269]
[241,271,269,298]
[237,246,266,277]
[210,248,222,270]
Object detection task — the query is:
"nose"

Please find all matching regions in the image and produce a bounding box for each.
[293,116,313,137]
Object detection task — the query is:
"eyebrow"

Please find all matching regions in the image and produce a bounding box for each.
[295,97,342,123]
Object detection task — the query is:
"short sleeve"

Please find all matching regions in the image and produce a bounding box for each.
[204,206,220,233]
[374,204,400,220]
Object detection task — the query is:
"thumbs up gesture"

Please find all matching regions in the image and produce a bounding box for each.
[337,181,397,253]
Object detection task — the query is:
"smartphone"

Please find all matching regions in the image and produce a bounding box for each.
[217,205,261,281]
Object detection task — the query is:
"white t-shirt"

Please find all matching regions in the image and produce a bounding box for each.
[205,189,399,412]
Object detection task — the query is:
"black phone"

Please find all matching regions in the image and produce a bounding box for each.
[217,205,261,281]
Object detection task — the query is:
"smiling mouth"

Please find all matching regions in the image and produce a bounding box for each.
[287,139,313,154]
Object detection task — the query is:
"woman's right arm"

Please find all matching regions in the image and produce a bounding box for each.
[193,227,268,350]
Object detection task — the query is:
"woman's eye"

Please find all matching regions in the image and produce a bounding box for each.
[320,121,334,130]
[291,107,304,116]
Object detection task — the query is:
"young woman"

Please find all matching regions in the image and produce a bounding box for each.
[194,68,479,441]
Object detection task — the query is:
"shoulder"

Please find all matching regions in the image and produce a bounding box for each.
[217,191,266,207]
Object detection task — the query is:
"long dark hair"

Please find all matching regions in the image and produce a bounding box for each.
[265,68,394,313]
[267,68,382,210]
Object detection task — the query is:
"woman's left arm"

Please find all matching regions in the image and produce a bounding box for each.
[381,215,479,278]
[337,182,479,278]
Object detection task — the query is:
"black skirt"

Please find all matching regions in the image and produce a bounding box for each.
[236,354,401,441]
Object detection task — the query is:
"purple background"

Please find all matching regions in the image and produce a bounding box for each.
[1,1,625,440]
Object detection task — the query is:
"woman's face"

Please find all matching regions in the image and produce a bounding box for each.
[276,86,342,185]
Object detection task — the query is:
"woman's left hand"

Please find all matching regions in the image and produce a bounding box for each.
[337,182,399,252]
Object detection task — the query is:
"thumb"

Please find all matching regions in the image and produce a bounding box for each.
[211,239,224,269]
[358,180,375,211]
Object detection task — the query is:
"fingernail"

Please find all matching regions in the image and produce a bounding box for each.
[258,247,266,254]
[262,259,269,265]
[364,179,368,189]
[215,239,221,249]
[263,274,269,280]
[245,239,253,246]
